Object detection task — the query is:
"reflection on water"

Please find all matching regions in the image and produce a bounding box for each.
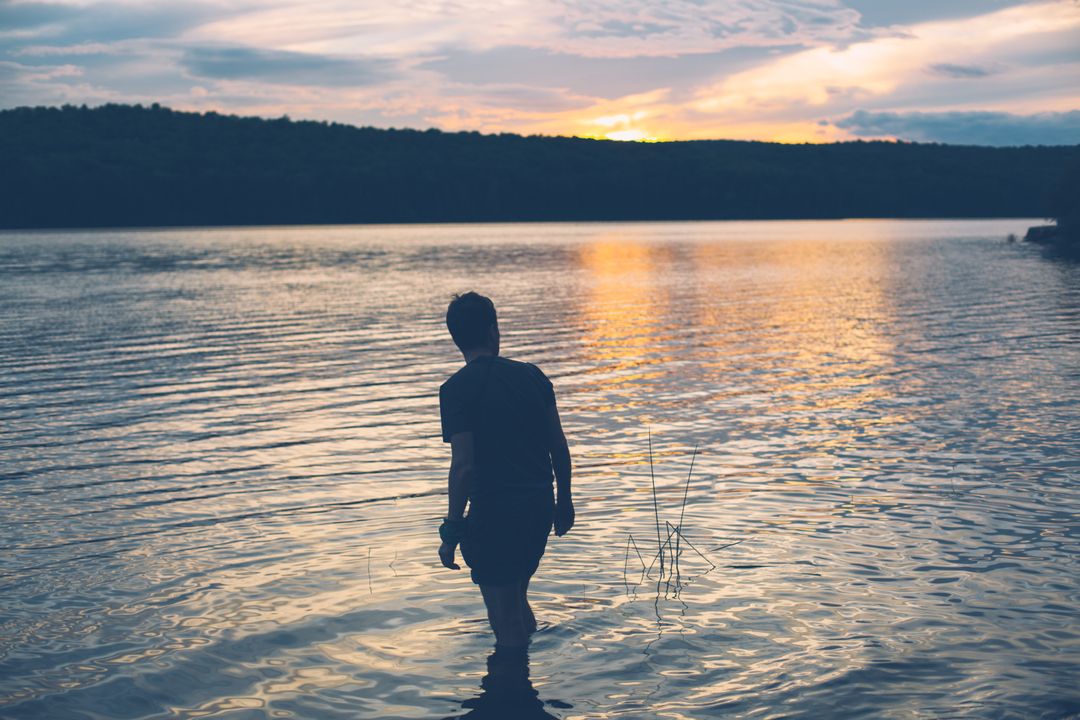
[446,648,567,720]
[1,220,1078,719]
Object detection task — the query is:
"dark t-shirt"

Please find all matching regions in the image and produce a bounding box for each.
[439,356,556,501]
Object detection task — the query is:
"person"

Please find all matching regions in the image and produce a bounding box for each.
[438,292,574,649]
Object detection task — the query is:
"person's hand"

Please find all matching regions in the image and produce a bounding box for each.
[439,540,460,570]
[554,500,575,537]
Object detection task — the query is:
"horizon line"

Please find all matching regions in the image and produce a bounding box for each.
[10,101,1080,149]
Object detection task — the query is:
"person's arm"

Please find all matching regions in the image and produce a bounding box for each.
[439,431,474,570]
[447,431,474,520]
[547,404,575,536]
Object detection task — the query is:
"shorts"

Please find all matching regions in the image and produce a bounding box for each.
[461,487,554,586]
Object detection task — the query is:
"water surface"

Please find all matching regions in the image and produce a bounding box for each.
[1,220,1077,719]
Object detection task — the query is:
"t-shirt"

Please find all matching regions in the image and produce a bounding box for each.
[439,356,556,500]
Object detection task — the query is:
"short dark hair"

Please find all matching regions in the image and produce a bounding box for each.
[446,292,497,351]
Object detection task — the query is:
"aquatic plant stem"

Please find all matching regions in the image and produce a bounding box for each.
[667,524,716,570]
[675,445,698,566]
[649,429,664,578]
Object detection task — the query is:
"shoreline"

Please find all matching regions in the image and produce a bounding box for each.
[0,216,1047,235]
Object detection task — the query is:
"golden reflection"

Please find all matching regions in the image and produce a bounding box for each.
[573,226,903,445]
[687,229,903,454]
[571,224,915,553]
[575,236,670,401]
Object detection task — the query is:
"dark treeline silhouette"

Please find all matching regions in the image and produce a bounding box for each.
[1050,164,1080,240]
[1025,161,1080,247]
[2,103,1078,229]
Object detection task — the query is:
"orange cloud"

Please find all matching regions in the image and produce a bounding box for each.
[692,1,1080,117]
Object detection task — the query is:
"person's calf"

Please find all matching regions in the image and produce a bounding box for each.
[494,611,528,648]
[518,579,538,634]
[521,596,537,634]
[481,583,529,648]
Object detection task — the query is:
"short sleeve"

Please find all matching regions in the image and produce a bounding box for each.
[439,381,471,442]
[529,363,556,406]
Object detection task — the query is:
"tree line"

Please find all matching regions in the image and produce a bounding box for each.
[1,103,1077,229]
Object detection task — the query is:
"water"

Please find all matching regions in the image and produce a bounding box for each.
[1,220,1077,719]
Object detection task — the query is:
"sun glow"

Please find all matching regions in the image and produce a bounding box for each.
[579,108,664,141]
[604,129,655,142]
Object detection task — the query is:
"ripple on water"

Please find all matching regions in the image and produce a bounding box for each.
[0,220,1078,719]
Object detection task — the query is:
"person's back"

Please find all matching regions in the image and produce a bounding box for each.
[440,355,555,501]
[437,292,574,651]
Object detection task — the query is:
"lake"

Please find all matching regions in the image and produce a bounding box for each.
[1,220,1077,719]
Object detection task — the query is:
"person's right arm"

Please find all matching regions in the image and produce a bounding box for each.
[438,431,473,570]
[547,404,574,536]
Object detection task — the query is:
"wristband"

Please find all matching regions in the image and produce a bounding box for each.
[439,518,467,544]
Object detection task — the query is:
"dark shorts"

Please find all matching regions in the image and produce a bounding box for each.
[461,487,554,586]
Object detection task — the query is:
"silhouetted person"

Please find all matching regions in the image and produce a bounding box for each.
[443,645,565,719]
[438,292,574,649]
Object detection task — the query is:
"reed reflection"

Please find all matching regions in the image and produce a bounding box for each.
[444,647,564,720]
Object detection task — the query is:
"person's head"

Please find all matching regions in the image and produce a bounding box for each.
[446,291,499,356]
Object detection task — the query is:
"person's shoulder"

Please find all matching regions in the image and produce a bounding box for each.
[500,358,553,389]
[440,364,473,394]
[497,356,545,375]
[523,359,549,379]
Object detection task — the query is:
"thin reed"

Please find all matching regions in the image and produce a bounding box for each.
[623,435,742,595]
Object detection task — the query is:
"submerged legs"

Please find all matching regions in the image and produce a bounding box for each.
[519,576,537,634]
[480,574,538,648]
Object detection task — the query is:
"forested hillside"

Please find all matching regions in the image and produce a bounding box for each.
[1,104,1076,229]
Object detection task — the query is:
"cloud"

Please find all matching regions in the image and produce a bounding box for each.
[0,59,81,82]
[442,84,587,112]
[0,56,126,108]
[195,0,867,59]
[928,62,994,79]
[0,0,223,44]
[691,2,1080,117]
[13,42,123,57]
[0,1,72,32]
[842,0,1031,29]
[180,46,393,87]
[0,0,1077,142]
[544,0,868,56]
[420,45,793,101]
[833,109,1080,145]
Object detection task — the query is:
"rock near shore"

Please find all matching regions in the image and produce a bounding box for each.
[1024,224,1061,243]
[1024,222,1079,249]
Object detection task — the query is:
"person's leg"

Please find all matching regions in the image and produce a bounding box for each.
[519,574,537,634]
[479,582,528,648]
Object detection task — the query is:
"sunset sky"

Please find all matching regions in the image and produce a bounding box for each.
[2,0,1078,144]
